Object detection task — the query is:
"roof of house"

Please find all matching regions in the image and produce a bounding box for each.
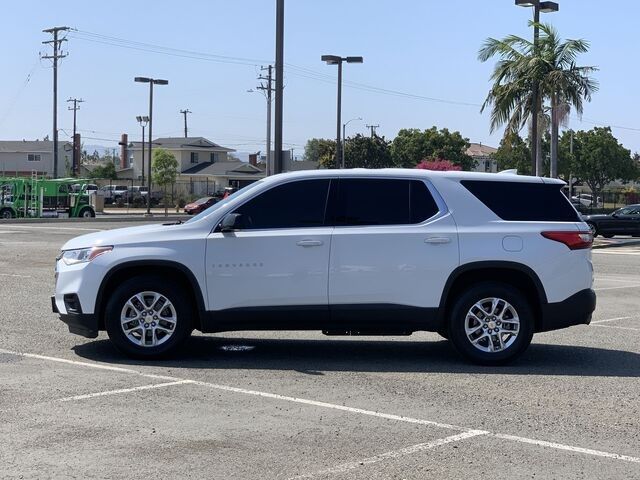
[129,136,235,152]
[466,142,497,157]
[181,160,264,176]
[0,140,71,153]
[284,160,320,172]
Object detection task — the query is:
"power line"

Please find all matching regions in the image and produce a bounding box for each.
[68,29,271,67]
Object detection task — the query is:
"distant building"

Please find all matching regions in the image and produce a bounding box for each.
[0,140,72,177]
[128,137,236,178]
[257,150,319,172]
[466,143,498,173]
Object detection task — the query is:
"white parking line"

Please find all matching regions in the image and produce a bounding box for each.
[2,348,639,465]
[494,434,640,463]
[592,324,640,332]
[58,380,193,402]
[0,273,32,278]
[0,225,104,232]
[591,316,633,324]
[289,430,488,479]
[593,285,640,291]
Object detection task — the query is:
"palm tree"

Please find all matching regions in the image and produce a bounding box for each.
[538,24,598,177]
[479,22,598,177]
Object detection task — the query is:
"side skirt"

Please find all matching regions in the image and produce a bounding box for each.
[200,304,440,335]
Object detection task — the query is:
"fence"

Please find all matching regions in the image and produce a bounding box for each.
[571,188,640,215]
[89,178,229,208]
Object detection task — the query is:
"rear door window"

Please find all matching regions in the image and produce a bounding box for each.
[461,180,580,222]
[335,178,439,226]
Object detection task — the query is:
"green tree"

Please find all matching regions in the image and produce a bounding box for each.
[479,23,597,176]
[89,161,117,179]
[343,134,394,168]
[569,127,637,202]
[390,127,474,169]
[491,132,532,175]
[303,138,336,168]
[152,148,179,216]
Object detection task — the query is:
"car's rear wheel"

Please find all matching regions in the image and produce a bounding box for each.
[0,208,14,219]
[447,283,534,365]
[586,222,598,237]
[105,275,193,358]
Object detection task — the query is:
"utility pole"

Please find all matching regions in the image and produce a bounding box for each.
[180,109,191,138]
[42,26,69,179]
[366,124,379,137]
[67,98,84,176]
[274,0,285,174]
[256,65,274,175]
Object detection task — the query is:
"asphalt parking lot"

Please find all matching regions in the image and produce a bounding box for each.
[0,220,639,479]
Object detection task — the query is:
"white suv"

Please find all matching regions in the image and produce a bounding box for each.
[52,170,595,365]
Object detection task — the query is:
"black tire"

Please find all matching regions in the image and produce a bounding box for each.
[447,282,534,366]
[0,208,14,219]
[603,234,614,239]
[586,222,598,238]
[105,275,193,358]
[78,206,95,218]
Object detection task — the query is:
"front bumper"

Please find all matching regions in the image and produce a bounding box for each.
[538,288,596,332]
[51,295,99,338]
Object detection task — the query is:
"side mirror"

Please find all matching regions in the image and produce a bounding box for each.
[219,213,244,232]
[612,212,618,218]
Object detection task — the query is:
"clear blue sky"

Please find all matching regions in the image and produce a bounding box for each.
[1,0,638,156]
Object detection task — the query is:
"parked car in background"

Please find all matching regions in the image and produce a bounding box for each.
[572,193,601,208]
[583,205,640,238]
[184,196,218,215]
[100,185,129,204]
[570,198,588,214]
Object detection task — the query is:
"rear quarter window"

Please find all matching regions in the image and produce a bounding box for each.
[461,180,580,222]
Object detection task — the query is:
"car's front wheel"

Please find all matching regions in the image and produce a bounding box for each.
[105,275,193,358]
[447,283,534,365]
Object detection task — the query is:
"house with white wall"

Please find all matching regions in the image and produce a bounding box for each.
[0,140,72,177]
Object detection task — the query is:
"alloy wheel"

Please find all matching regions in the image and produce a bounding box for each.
[120,291,177,347]
[464,297,520,353]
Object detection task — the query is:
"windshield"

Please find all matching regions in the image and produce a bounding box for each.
[194,197,213,205]
[185,180,265,224]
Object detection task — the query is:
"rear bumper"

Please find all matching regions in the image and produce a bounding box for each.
[538,288,596,332]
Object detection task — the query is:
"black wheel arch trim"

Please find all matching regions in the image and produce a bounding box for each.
[95,260,207,330]
[437,261,548,322]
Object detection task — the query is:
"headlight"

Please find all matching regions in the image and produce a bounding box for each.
[61,246,113,265]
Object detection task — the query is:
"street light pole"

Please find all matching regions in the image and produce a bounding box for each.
[136,115,149,185]
[515,1,559,176]
[342,117,362,169]
[321,55,363,169]
[135,77,168,216]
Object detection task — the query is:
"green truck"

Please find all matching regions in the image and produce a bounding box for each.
[0,177,95,219]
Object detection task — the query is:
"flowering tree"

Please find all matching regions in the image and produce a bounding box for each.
[415,158,462,171]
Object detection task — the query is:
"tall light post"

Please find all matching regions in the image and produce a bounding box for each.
[515,0,559,176]
[321,55,363,169]
[135,116,149,185]
[134,77,168,216]
[342,117,362,168]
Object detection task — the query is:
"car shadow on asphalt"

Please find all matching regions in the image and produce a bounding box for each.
[72,335,640,377]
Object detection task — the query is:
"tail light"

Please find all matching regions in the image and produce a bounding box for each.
[541,231,593,250]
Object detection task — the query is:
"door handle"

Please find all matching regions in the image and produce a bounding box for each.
[296,239,324,247]
[424,237,451,244]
